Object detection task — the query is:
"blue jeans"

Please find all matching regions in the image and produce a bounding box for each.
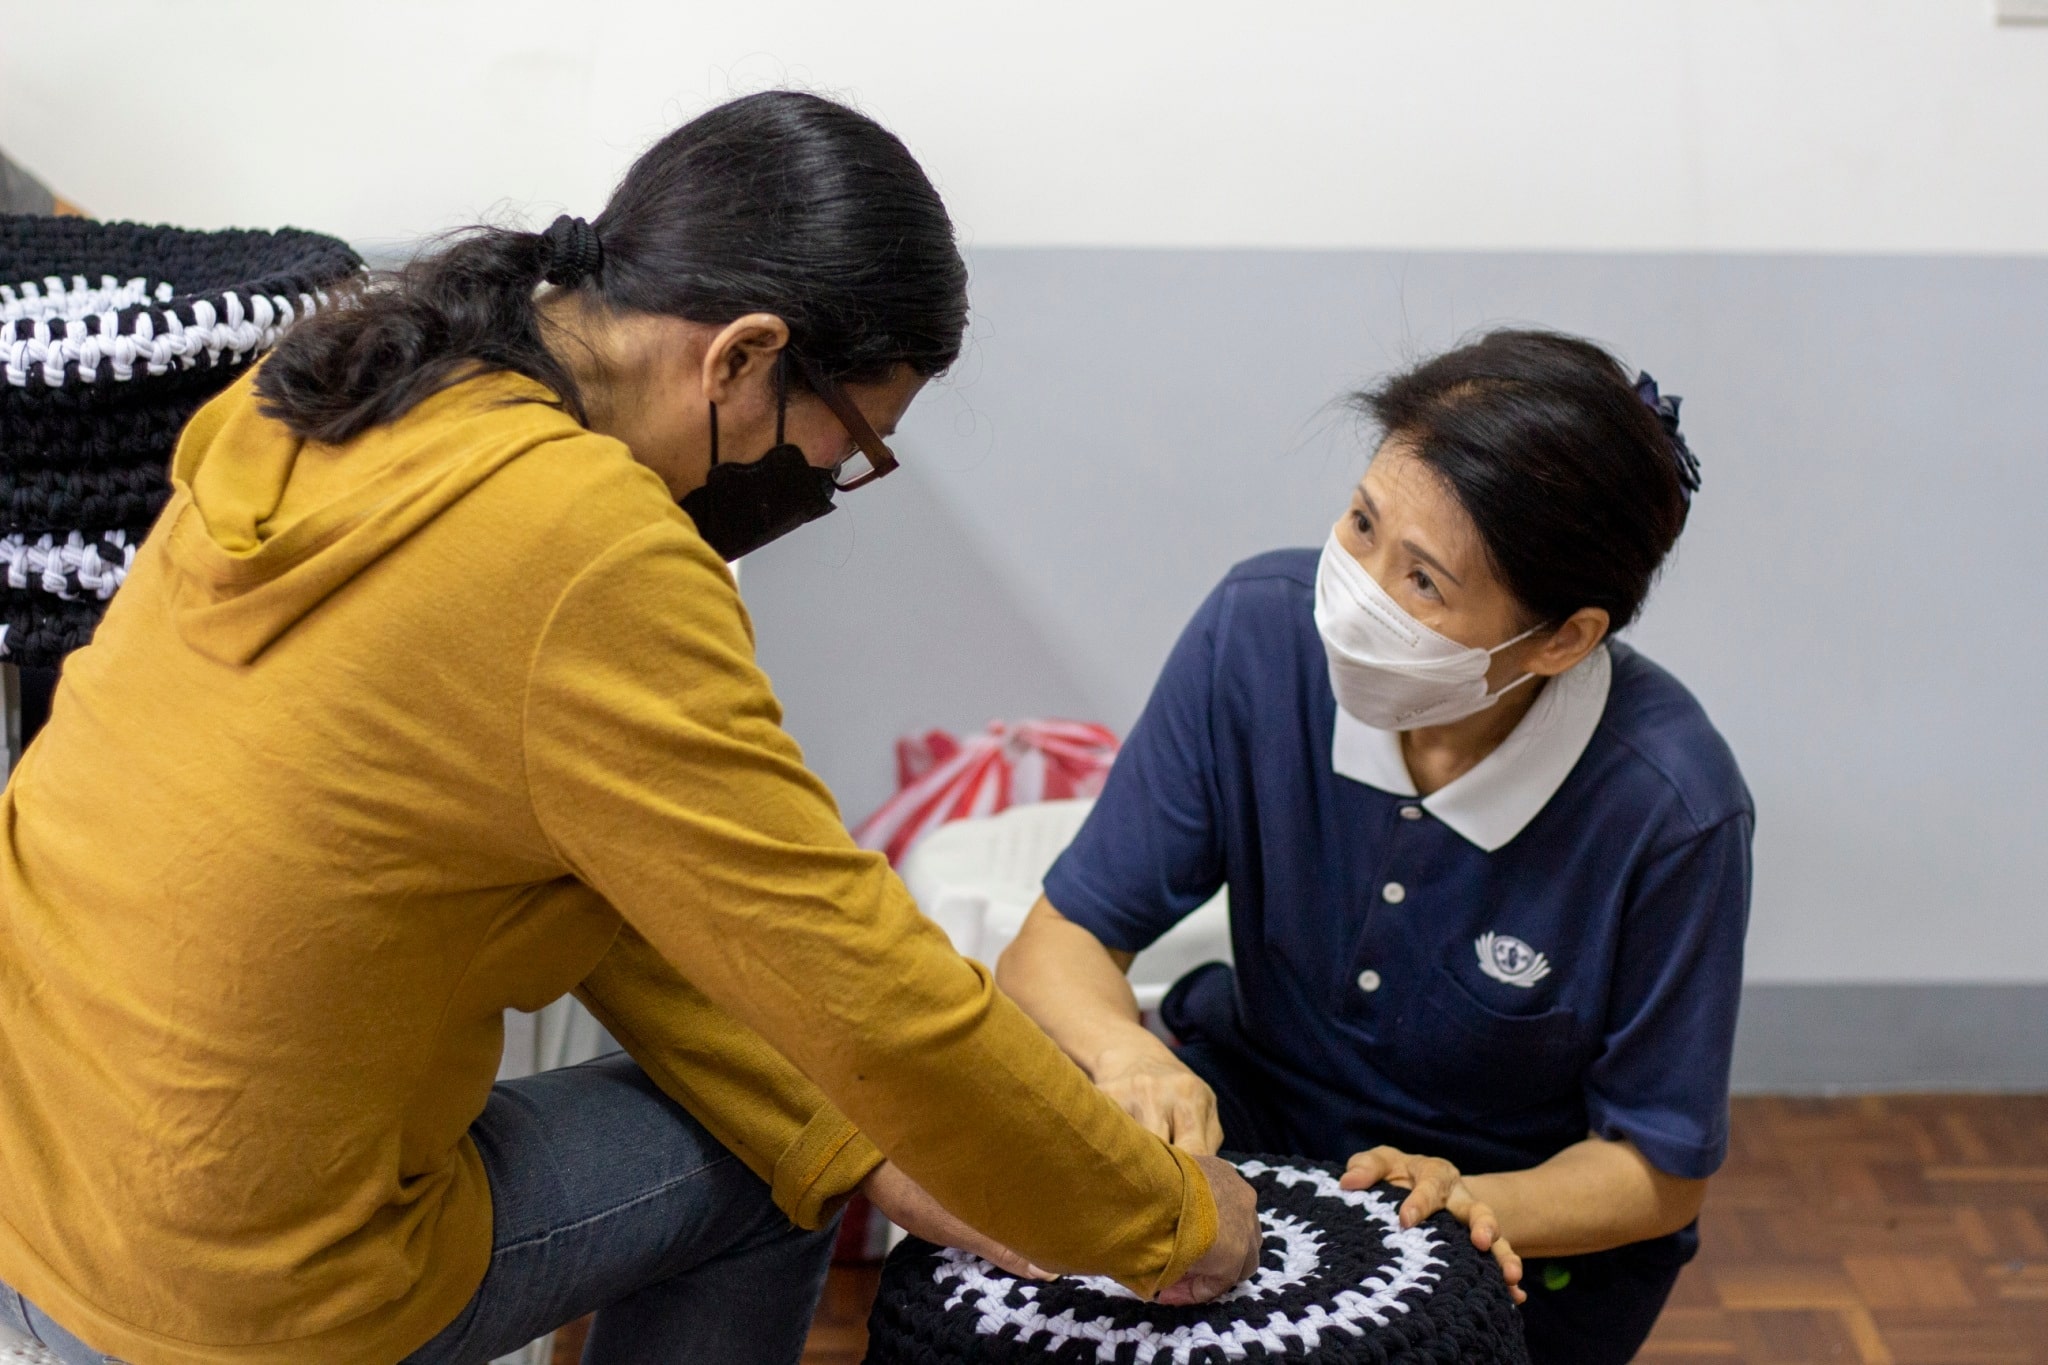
[2,1051,838,1365]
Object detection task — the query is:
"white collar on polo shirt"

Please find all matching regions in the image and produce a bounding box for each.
[1330,644,1613,853]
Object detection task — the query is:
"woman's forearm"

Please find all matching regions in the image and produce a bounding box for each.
[997,896,1167,1076]
[1461,1136,1707,1259]
[1000,897,1227,1156]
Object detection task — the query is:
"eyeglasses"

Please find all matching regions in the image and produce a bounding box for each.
[791,354,900,492]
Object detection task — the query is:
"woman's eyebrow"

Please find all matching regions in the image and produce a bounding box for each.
[1403,539,1464,588]
[1359,485,1465,588]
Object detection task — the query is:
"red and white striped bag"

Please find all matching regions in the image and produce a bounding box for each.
[833,718,1120,1263]
[851,719,1120,867]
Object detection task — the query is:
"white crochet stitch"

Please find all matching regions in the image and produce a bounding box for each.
[0,531,134,601]
[930,1162,1446,1365]
[0,275,171,325]
[2,274,331,388]
[1068,1211,1325,1307]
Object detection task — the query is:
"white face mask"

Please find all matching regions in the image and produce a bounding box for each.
[1313,530,1540,731]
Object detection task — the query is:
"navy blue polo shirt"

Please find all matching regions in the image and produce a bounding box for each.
[1044,549,1753,1186]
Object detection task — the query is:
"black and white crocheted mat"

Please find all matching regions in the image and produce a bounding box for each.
[0,216,360,666]
[863,1156,1530,1365]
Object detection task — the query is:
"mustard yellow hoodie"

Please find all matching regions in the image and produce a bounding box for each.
[0,370,1215,1364]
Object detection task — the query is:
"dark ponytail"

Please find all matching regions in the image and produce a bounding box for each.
[1354,329,1697,633]
[256,91,969,444]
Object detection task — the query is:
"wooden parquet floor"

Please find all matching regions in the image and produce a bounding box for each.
[789,1095,2048,1365]
[1639,1094,2048,1364]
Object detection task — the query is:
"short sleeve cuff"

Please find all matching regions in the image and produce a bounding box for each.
[1588,1103,1727,1181]
[1041,861,1159,956]
[773,1107,885,1231]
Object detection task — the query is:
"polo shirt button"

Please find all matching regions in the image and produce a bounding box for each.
[1400,805,1424,821]
[1382,882,1406,904]
[1356,969,1383,993]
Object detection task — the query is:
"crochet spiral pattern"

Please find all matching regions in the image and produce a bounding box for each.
[863,1155,1530,1365]
[0,214,361,666]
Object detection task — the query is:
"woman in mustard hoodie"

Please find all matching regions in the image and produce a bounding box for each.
[0,92,1259,1365]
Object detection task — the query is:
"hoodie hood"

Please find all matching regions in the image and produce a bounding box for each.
[163,368,587,665]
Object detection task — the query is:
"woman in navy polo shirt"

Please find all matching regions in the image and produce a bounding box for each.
[999,329,1752,1365]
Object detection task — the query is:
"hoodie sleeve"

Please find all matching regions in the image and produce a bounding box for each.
[573,921,883,1230]
[521,520,1216,1294]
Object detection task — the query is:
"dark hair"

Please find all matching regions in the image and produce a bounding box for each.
[1353,329,1697,633]
[256,91,968,443]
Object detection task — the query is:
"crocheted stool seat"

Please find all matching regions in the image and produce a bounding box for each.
[864,1155,1531,1365]
[0,214,360,666]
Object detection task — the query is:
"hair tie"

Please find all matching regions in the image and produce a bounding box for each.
[1634,370,1702,495]
[540,214,602,287]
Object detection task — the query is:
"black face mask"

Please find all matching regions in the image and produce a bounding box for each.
[679,360,837,562]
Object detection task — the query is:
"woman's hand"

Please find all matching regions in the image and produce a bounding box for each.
[1341,1146,1525,1304]
[1091,1041,1225,1156]
[860,1160,1054,1282]
[1158,1153,1264,1305]
[866,1153,1261,1306]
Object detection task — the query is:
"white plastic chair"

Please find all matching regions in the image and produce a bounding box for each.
[898,798,1232,1011]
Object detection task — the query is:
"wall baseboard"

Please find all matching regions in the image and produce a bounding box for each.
[1733,984,2048,1093]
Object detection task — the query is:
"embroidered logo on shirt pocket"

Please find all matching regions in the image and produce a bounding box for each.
[1398,964,1585,1122]
[1475,931,1551,988]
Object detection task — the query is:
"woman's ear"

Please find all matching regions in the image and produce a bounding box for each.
[1526,606,1611,678]
[699,312,792,403]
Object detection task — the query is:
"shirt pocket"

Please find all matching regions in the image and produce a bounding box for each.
[1394,964,1588,1123]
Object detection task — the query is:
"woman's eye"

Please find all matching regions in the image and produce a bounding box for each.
[1410,569,1440,600]
[1350,510,1372,537]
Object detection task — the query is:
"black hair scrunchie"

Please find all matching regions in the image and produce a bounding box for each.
[1635,370,1703,495]
[540,214,603,287]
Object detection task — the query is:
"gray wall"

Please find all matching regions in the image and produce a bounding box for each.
[745,248,2048,991]
[1731,984,2048,1092]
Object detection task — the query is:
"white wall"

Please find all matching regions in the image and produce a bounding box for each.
[3,1,2047,255]
[5,5,2043,989]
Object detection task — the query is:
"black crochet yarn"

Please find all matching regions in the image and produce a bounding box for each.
[0,216,358,661]
[0,360,239,466]
[3,463,165,536]
[1,216,360,394]
[0,596,101,667]
[863,1155,1530,1365]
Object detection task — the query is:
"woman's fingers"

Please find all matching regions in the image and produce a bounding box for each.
[952,1224,1058,1282]
[1115,1090,1174,1143]
[1445,1182,1493,1240]
[1344,1147,1463,1228]
[1158,1155,1263,1305]
[1347,1164,1523,1302]
[1490,1233,1526,1303]
[1339,1145,1404,1190]
[1171,1139,1524,1307]
[1200,1106,1226,1157]
[1101,1072,1176,1141]
[861,1160,1055,1281]
[1097,1058,1220,1154]
[1170,1096,1222,1157]
[1442,1184,1523,1302]
[1394,1159,1462,1228]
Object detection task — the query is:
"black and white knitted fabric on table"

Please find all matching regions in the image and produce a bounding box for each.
[864,1155,1531,1365]
[0,214,360,667]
